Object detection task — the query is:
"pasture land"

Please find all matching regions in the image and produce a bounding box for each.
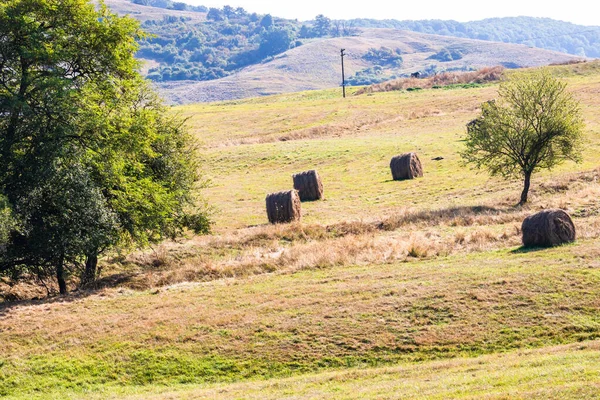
[2,62,600,399]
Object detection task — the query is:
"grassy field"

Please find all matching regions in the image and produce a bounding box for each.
[2,62,600,399]
[115,341,600,399]
[183,62,600,228]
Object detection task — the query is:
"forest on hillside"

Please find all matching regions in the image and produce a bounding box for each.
[128,0,599,84]
[133,2,357,82]
[349,17,600,57]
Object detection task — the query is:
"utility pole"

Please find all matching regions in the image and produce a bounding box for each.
[340,48,346,98]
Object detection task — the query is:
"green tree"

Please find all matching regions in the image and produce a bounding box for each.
[206,7,224,21]
[461,69,584,205]
[0,0,209,294]
[313,14,331,37]
[258,27,294,58]
[260,14,273,29]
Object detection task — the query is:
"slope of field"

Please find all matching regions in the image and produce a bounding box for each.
[118,341,600,399]
[2,62,600,399]
[180,62,600,229]
[159,29,580,104]
[2,240,600,399]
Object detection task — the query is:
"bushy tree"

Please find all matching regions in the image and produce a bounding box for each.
[0,0,209,294]
[259,27,294,58]
[206,7,224,21]
[313,14,331,37]
[260,14,273,29]
[461,69,584,205]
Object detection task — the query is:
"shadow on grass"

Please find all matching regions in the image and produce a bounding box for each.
[511,246,546,254]
[511,241,576,254]
[0,272,144,316]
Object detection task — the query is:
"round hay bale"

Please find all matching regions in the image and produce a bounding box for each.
[390,152,423,180]
[521,209,575,248]
[266,190,301,224]
[292,170,323,201]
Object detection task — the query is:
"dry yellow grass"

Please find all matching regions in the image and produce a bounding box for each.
[2,63,600,399]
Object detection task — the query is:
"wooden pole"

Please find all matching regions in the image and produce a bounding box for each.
[341,48,346,98]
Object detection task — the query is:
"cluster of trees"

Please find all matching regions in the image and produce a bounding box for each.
[299,14,359,38]
[346,47,404,86]
[428,46,465,62]
[137,8,301,82]
[0,0,209,295]
[363,47,403,66]
[348,17,600,58]
[131,3,362,83]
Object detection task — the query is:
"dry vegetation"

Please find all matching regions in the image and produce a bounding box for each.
[2,62,600,399]
[355,66,505,95]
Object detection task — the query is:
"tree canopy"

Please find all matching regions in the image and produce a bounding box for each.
[461,69,584,205]
[0,0,209,294]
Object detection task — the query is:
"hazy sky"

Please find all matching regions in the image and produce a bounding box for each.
[186,0,600,26]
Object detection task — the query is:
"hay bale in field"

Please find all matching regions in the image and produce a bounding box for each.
[292,170,323,201]
[390,152,423,180]
[522,209,575,247]
[266,190,301,224]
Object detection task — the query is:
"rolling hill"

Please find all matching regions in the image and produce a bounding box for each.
[158,29,579,103]
[102,0,582,103]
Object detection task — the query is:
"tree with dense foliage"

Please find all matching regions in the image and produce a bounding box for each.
[207,7,224,21]
[313,14,331,37]
[259,27,294,57]
[461,70,584,205]
[259,14,274,29]
[0,0,209,294]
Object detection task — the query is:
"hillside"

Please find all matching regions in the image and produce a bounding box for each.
[100,0,582,103]
[349,17,600,58]
[2,62,600,399]
[159,29,579,103]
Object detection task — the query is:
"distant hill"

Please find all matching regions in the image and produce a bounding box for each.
[103,0,582,103]
[157,29,579,104]
[347,17,600,58]
[105,0,303,83]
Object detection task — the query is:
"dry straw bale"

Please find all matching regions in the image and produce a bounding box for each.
[292,170,324,201]
[521,209,575,247]
[390,152,424,180]
[266,190,302,224]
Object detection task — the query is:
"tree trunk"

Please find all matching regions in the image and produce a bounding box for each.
[519,171,532,206]
[56,257,67,295]
[81,252,98,286]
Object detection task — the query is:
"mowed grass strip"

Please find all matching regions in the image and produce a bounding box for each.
[115,341,600,400]
[1,240,600,398]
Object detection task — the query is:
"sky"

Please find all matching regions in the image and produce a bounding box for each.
[185,0,600,26]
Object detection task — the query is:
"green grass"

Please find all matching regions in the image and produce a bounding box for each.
[113,341,600,399]
[3,63,600,399]
[2,240,600,398]
[182,69,600,228]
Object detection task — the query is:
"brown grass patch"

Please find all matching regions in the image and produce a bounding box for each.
[355,66,505,95]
